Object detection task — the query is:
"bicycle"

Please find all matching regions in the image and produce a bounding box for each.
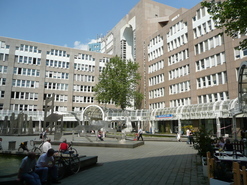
[18,141,29,152]
[68,142,78,155]
[30,139,44,154]
[55,151,80,179]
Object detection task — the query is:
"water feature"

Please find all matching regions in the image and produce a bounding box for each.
[0,155,23,182]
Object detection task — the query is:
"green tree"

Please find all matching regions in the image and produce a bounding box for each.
[94,56,143,110]
[202,0,247,49]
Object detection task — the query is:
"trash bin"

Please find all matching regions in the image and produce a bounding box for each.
[8,141,16,150]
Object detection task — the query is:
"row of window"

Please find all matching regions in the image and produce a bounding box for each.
[167,33,188,52]
[234,48,247,59]
[14,67,40,77]
[194,34,224,55]
[10,104,38,111]
[169,64,190,80]
[0,78,6,85]
[47,49,69,57]
[149,74,164,86]
[0,65,7,73]
[169,81,190,95]
[15,55,41,65]
[45,71,69,79]
[74,63,95,72]
[16,44,41,53]
[168,49,189,66]
[0,53,9,61]
[44,94,68,102]
[99,66,106,72]
[148,46,164,61]
[196,52,226,71]
[44,82,68,91]
[121,40,127,60]
[74,53,94,61]
[99,58,110,63]
[12,79,39,88]
[148,35,163,49]
[197,71,227,89]
[170,97,191,107]
[73,85,94,92]
[0,41,10,49]
[73,96,94,103]
[74,74,95,82]
[148,60,164,73]
[46,59,70,69]
[193,19,215,39]
[0,91,4,98]
[11,91,38,100]
[149,87,164,99]
[149,102,165,109]
[198,92,229,104]
[167,21,187,37]
[193,7,207,22]
[72,107,85,111]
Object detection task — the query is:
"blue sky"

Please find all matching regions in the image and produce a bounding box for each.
[0,0,202,50]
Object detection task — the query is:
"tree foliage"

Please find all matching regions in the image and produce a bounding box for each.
[94,56,143,110]
[201,0,247,49]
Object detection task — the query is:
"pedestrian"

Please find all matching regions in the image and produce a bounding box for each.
[186,128,190,144]
[40,129,48,141]
[177,132,181,142]
[17,152,41,185]
[189,132,194,145]
[241,128,245,140]
[35,148,61,184]
[98,130,104,141]
[137,128,143,141]
[42,138,52,153]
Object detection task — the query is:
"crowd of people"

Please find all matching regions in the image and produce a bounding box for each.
[18,136,75,185]
[18,149,61,185]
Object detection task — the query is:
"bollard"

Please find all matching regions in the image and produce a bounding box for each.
[0,138,2,150]
[8,141,16,150]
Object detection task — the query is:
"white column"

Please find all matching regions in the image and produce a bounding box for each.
[216,117,221,138]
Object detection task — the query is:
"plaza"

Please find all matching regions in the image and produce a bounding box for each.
[0,134,208,185]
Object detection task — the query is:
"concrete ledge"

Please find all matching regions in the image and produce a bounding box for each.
[33,140,144,148]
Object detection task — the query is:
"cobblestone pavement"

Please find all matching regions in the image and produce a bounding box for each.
[0,135,209,185]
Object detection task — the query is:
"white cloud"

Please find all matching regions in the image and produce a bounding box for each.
[73,38,102,51]
[73,41,88,51]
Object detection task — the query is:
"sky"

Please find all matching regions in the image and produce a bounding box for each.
[0,0,203,50]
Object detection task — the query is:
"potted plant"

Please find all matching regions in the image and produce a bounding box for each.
[193,125,214,157]
[193,126,214,177]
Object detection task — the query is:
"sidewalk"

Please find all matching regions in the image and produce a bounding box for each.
[0,135,209,185]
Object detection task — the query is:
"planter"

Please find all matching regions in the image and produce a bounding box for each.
[210,178,233,185]
[202,157,208,177]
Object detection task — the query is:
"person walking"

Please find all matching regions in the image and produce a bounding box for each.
[17,152,41,185]
[177,132,181,142]
[186,129,190,144]
[137,128,143,141]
